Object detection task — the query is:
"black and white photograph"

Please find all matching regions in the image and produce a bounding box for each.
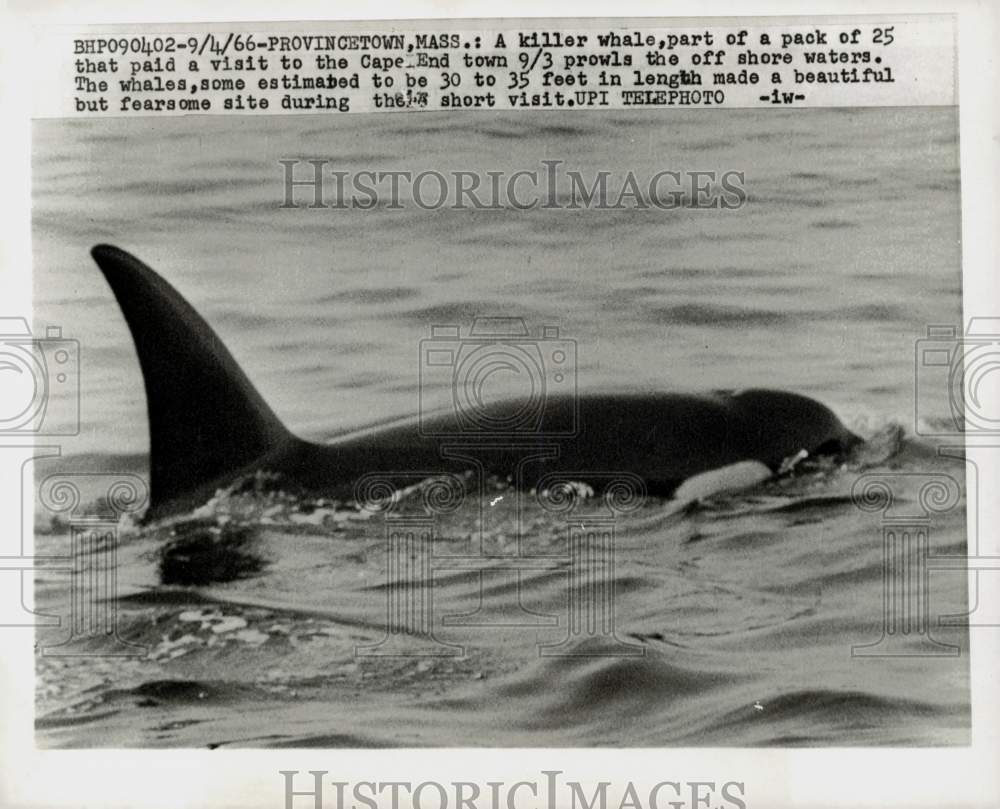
[29,103,972,748]
[2,5,998,809]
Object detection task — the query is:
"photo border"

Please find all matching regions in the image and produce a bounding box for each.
[1,1,996,807]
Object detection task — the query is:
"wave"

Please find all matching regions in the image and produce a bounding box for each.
[710,688,962,746]
[643,303,793,327]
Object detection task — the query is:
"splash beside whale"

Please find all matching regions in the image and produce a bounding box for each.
[90,244,862,522]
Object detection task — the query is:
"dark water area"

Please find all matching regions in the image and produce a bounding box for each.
[31,108,968,747]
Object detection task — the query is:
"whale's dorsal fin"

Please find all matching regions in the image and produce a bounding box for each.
[91,245,295,520]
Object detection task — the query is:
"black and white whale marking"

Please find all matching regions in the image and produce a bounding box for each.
[91,245,862,521]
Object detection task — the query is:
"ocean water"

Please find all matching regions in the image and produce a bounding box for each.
[30,107,969,747]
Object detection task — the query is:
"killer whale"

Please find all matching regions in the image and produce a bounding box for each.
[90,244,862,521]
